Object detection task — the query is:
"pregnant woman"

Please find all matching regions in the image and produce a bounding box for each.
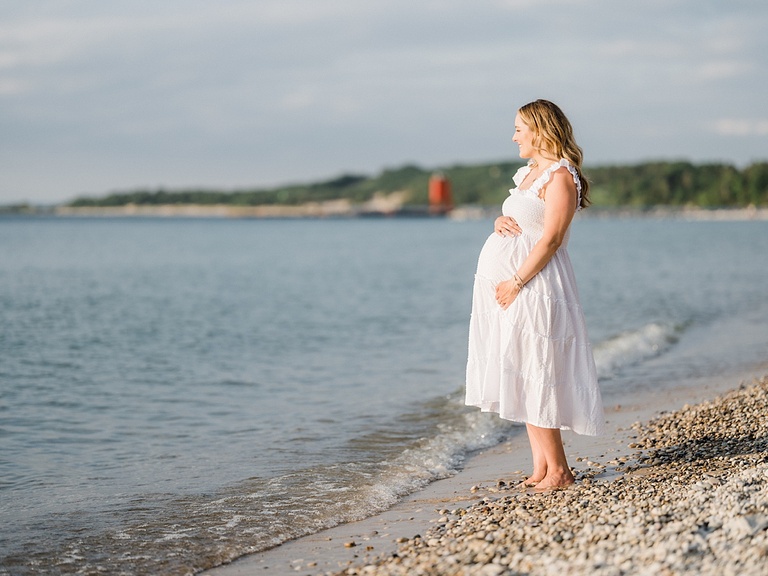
[465,99,605,490]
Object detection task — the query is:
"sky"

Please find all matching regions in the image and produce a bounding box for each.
[1,0,767,205]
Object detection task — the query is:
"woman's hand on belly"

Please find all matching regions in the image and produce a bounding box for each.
[494,216,521,237]
[495,278,521,310]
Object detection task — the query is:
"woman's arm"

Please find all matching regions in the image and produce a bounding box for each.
[495,168,578,309]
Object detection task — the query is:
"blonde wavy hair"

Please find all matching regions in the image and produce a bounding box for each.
[518,99,590,208]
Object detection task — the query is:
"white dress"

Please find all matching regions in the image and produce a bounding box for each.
[465,159,605,436]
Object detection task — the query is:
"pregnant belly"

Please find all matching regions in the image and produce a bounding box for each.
[475,233,531,285]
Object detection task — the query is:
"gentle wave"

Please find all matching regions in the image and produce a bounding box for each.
[203,392,518,561]
[5,393,518,575]
[593,321,682,380]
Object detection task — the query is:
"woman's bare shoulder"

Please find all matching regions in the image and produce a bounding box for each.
[543,167,577,192]
[551,166,577,183]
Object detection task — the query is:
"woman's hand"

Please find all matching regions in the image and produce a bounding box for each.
[494,216,521,237]
[495,279,521,310]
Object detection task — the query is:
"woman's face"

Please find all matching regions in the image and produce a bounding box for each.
[512,113,536,159]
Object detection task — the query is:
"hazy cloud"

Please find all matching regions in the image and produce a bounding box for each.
[713,119,768,137]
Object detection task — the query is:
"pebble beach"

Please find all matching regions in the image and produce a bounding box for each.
[325,377,768,576]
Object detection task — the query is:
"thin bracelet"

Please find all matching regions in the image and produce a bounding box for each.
[513,273,525,289]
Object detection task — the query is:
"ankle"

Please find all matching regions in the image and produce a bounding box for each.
[546,467,574,482]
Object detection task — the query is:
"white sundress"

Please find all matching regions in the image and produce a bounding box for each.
[465,159,605,436]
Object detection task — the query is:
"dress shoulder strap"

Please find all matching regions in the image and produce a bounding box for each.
[535,159,583,211]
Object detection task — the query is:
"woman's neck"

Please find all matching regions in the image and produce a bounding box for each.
[530,150,559,168]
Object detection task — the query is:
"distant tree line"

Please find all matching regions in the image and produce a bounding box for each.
[66,160,768,209]
[586,161,768,207]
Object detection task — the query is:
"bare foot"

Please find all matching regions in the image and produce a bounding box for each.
[533,470,575,492]
[518,471,545,488]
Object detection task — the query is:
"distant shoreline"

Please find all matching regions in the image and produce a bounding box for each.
[2,203,767,221]
[6,158,767,216]
[42,203,768,221]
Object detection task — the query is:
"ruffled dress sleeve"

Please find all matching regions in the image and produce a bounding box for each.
[547,159,583,211]
[519,159,583,211]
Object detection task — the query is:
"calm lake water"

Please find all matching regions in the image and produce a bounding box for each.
[1,215,767,575]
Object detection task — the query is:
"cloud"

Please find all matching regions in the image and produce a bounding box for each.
[0,0,766,203]
[695,60,753,81]
[712,119,768,137]
[0,77,26,95]
[280,87,318,111]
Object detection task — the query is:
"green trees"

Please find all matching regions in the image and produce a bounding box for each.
[585,162,768,207]
[66,161,768,209]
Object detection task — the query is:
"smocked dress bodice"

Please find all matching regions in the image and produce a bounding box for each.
[502,158,584,243]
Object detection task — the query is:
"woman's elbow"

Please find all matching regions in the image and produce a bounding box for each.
[544,234,564,252]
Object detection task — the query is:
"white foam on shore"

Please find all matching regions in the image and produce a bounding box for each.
[593,322,681,380]
[370,396,517,491]
[172,391,521,569]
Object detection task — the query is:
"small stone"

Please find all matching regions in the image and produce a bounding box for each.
[478,565,505,576]
[344,541,356,548]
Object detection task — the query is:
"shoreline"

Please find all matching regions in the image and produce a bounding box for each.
[2,205,766,221]
[203,365,768,576]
